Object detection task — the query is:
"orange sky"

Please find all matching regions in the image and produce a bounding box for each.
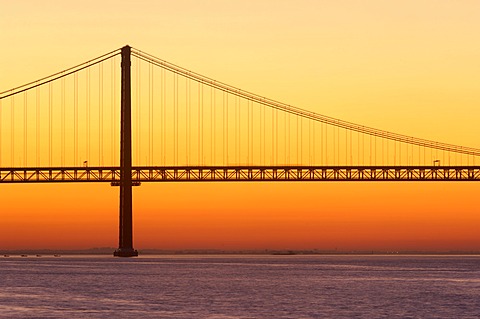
[2,182,480,251]
[1,1,480,251]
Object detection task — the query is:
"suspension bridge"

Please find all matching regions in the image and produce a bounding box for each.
[1,45,479,256]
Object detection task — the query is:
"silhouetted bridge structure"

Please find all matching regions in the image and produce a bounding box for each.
[1,45,480,256]
[2,166,480,183]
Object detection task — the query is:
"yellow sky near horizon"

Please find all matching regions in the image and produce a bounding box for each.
[1,0,480,251]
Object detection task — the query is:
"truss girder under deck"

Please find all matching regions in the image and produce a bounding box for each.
[1,166,480,183]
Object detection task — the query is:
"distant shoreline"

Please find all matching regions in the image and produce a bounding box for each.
[2,248,480,256]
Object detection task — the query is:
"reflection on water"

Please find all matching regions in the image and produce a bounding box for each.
[0,255,479,318]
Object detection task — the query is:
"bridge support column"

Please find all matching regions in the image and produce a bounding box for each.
[114,45,138,257]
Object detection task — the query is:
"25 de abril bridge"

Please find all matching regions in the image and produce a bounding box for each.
[1,46,479,257]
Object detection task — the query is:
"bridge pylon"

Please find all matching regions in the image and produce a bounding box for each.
[114,45,138,257]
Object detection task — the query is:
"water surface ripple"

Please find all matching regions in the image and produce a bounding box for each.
[1,255,479,318]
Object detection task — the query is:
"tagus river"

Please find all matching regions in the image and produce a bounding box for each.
[0,255,479,318]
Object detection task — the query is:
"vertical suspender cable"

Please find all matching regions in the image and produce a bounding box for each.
[99,63,104,166]
[37,86,41,166]
[425,146,427,165]
[313,119,316,165]
[361,133,365,165]
[285,108,288,165]
[399,141,402,166]
[185,73,189,165]
[238,96,241,165]
[406,138,409,165]
[308,120,315,166]
[296,115,299,164]
[344,127,347,166]
[151,63,154,166]
[264,101,267,165]
[272,104,275,165]
[247,99,250,164]
[61,77,65,166]
[222,91,226,165]
[111,58,114,165]
[74,73,78,166]
[149,64,155,166]
[309,119,312,165]
[382,135,384,166]
[357,131,360,166]
[173,72,176,165]
[174,73,180,165]
[86,68,90,164]
[136,56,140,165]
[11,96,15,166]
[275,105,278,165]
[200,82,203,165]
[285,109,288,165]
[113,56,117,165]
[333,121,336,165]
[249,100,252,164]
[211,86,214,164]
[362,134,365,165]
[222,92,228,166]
[251,101,254,164]
[418,143,421,166]
[394,140,396,166]
[369,134,372,166]
[237,98,242,164]
[48,83,52,166]
[24,92,27,166]
[163,68,166,165]
[350,129,352,165]
[235,95,238,164]
[225,92,229,164]
[322,123,328,165]
[148,63,152,166]
[241,97,243,164]
[320,123,323,165]
[259,99,262,165]
[337,124,339,165]
[387,138,390,166]
[159,66,163,164]
[198,82,201,165]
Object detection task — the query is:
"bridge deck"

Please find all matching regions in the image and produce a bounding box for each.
[1,166,480,183]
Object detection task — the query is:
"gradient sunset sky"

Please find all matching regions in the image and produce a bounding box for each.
[1,1,480,251]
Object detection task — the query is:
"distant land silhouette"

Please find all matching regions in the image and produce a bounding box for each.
[2,248,480,256]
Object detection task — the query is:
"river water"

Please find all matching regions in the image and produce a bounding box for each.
[0,255,479,318]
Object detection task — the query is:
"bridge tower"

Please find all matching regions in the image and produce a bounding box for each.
[114,45,138,257]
